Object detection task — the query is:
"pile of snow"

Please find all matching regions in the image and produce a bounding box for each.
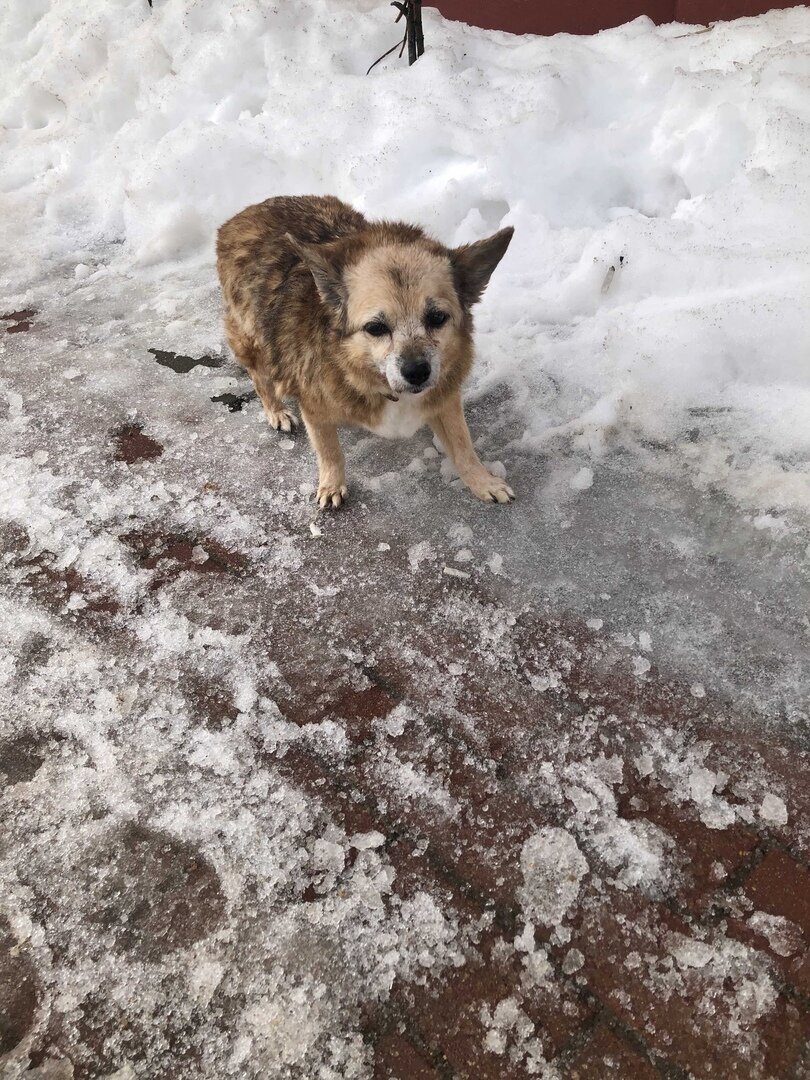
[1,0,809,516]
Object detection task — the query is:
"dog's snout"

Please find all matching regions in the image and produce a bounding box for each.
[401,357,431,387]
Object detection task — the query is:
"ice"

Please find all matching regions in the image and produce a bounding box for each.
[569,467,594,492]
[564,758,673,893]
[443,565,471,579]
[1,2,809,1075]
[668,931,778,1028]
[349,831,385,851]
[632,655,651,676]
[759,793,788,826]
[747,912,803,958]
[561,948,584,975]
[407,540,434,570]
[486,553,504,575]
[447,523,474,545]
[518,828,589,927]
[480,997,553,1075]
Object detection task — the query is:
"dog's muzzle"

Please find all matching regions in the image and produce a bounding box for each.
[400,356,431,389]
[386,344,439,396]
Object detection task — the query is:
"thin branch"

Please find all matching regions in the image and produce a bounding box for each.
[366,33,408,75]
[367,0,425,75]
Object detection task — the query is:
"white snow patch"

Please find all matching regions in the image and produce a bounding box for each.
[569,467,594,492]
[759,793,788,826]
[518,827,589,927]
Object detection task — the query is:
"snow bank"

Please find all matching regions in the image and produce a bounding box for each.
[1,0,809,516]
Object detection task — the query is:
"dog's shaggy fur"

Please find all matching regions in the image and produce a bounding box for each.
[216,195,514,507]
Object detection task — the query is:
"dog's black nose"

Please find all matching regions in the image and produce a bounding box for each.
[401,358,431,386]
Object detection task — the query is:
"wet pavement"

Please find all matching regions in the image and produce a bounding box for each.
[1,291,809,1078]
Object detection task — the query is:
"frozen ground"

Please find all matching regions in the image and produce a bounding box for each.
[1,1,810,1078]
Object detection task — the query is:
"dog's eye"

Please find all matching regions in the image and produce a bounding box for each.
[425,310,449,330]
[364,321,390,337]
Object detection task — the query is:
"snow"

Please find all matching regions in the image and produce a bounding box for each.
[569,467,594,492]
[1,2,809,520]
[759,792,788,826]
[746,912,803,957]
[1,1,809,1075]
[519,827,589,927]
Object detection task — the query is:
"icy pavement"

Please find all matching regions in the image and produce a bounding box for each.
[1,268,808,1079]
[2,0,810,1075]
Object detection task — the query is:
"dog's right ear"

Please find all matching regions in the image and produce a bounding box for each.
[286,234,345,311]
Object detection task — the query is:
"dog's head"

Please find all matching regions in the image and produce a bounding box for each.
[286,225,513,398]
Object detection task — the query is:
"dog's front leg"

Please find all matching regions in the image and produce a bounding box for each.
[430,393,515,504]
[302,414,348,509]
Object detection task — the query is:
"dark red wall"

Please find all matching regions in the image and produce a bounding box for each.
[431,1,798,36]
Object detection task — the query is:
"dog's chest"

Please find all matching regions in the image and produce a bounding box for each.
[366,396,427,440]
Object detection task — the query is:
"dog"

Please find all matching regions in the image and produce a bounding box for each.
[216,195,514,508]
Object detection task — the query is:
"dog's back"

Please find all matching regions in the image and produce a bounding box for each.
[216,195,365,304]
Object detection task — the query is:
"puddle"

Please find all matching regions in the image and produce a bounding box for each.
[122,529,248,579]
[2,308,37,334]
[211,389,257,412]
[113,422,164,464]
[148,347,224,374]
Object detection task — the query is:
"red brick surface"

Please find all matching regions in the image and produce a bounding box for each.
[5,513,810,1078]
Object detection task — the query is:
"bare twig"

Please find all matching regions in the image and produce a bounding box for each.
[366,33,408,75]
[367,0,425,75]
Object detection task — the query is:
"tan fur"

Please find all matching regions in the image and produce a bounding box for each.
[216,195,514,508]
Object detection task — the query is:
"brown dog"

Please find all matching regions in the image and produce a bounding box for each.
[216,195,514,508]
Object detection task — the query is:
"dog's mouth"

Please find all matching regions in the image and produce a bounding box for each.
[384,385,428,402]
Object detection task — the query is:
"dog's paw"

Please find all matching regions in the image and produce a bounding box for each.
[466,472,515,504]
[265,408,298,433]
[317,482,348,510]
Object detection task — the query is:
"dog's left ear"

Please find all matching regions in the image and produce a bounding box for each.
[286,234,346,311]
[450,226,514,309]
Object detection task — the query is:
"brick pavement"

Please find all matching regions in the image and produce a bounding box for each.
[1,425,809,1079]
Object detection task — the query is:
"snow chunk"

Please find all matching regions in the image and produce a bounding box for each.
[632,655,651,676]
[747,912,802,957]
[312,838,345,873]
[486,553,503,575]
[569,467,594,491]
[408,541,433,570]
[349,831,385,850]
[447,523,473,545]
[518,827,588,927]
[759,793,788,826]
[561,948,584,974]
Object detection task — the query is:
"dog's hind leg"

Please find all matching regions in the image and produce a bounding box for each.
[225,317,298,432]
